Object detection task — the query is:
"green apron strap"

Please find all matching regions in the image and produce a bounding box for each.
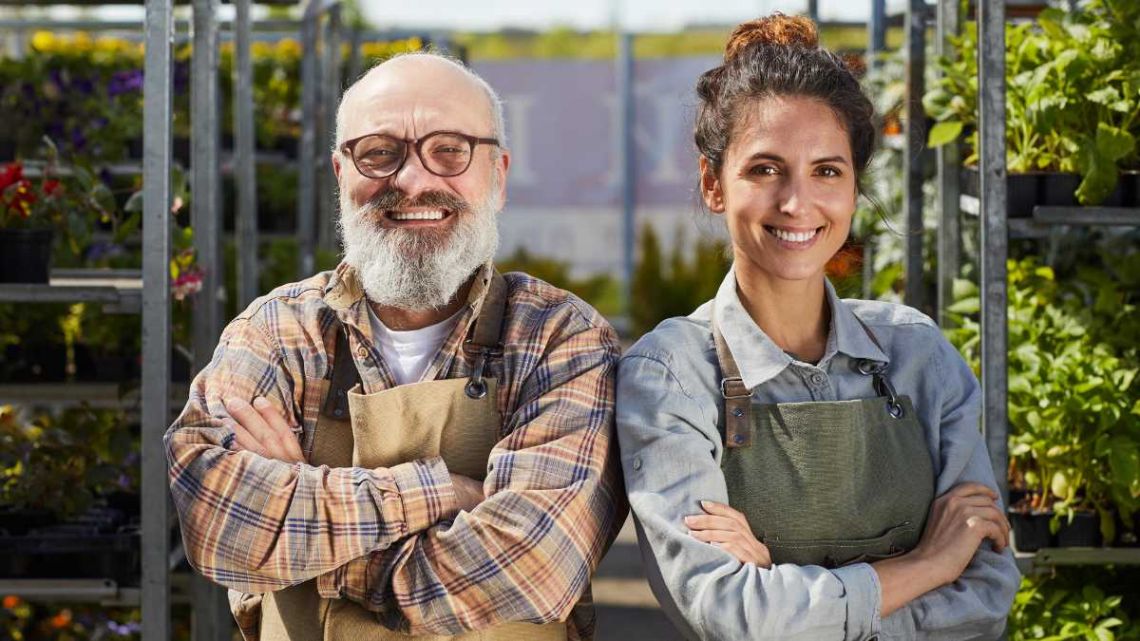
[710,309,754,448]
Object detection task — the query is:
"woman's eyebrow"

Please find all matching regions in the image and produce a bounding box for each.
[745,152,850,165]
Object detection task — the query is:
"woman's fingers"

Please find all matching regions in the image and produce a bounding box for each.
[684,514,740,532]
[691,528,743,544]
[945,482,999,502]
[700,501,752,530]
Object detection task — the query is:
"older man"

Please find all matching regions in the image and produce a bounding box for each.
[165,52,625,641]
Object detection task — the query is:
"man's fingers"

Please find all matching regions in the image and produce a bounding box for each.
[228,421,267,457]
[252,397,304,461]
[224,397,274,443]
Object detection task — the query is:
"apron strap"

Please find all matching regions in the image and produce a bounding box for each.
[849,315,906,419]
[710,309,754,449]
[321,323,362,420]
[462,270,509,399]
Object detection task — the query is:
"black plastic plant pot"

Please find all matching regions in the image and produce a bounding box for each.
[0,228,53,283]
[1009,509,1054,552]
[1056,511,1103,547]
[959,167,1040,218]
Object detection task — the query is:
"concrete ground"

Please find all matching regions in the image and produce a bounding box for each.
[592,516,685,641]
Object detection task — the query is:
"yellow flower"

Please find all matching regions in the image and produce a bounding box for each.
[72,32,94,52]
[31,31,56,52]
[275,38,301,59]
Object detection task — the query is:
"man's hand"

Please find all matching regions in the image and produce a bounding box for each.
[224,396,306,464]
[685,500,772,567]
[450,473,485,513]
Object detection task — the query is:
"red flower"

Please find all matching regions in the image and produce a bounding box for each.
[0,163,23,191]
[43,179,62,196]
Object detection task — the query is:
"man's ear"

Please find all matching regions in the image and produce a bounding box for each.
[494,149,510,210]
[699,156,725,213]
[332,152,343,181]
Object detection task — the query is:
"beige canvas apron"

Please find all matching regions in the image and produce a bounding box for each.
[259,273,567,641]
[713,313,935,568]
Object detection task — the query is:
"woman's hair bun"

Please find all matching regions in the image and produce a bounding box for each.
[724,13,819,62]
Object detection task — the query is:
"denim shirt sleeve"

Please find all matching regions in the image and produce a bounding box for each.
[880,331,1020,640]
[617,346,882,641]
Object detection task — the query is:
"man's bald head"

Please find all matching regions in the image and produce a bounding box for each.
[334,52,505,151]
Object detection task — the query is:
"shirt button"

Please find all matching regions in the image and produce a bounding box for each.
[810,372,825,385]
[632,458,642,470]
[357,347,369,359]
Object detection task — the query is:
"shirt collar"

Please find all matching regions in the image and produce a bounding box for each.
[712,265,890,390]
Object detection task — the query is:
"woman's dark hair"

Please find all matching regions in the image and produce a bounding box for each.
[695,13,876,182]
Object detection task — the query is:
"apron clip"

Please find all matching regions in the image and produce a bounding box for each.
[857,359,904,419]
[463,340,502,400]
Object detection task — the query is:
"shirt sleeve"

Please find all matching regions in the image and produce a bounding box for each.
[880,334,1020,639]
[315,319,626,635]
[165,312,458,594]
[616,350,883,641]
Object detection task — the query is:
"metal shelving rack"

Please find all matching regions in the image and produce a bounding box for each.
[911,0,1140,574]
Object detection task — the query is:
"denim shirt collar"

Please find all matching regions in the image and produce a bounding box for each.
[712,265,890,390]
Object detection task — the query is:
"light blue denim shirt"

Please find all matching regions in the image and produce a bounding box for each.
[616,266,1020,641]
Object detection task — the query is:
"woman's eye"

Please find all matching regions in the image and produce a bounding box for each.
[817,166,841,177]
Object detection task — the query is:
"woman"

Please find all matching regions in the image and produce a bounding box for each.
[617,14,1020,640]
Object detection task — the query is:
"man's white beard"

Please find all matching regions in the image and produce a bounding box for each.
[338,183,500,311]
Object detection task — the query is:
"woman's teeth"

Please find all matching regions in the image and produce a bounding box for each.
[390,210,445,221]
[770,227,818,243]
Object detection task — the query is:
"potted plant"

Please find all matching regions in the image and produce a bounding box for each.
[924,0,1140,215]
[946,259,1138,548]
[0,161,59,283]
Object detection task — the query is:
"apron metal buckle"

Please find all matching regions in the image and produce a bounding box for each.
[720,377,751,399]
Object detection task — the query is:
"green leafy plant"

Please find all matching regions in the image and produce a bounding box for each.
[0,404,138,520]
[945,258,1139,541]
[1010,569,1140,640]
[924,0,1140,204]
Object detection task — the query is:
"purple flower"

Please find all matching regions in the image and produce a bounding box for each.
[108,69,144,97]
[86,241,126,262]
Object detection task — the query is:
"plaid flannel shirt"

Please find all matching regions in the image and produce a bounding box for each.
[165,263,626,640]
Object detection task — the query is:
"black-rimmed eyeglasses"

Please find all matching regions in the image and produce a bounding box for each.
[340,130,500,179]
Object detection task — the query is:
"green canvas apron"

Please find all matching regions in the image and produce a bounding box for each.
[256,273,567,641]
[713,314,935,568]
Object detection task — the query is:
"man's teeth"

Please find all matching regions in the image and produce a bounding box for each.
[771,227,818,243]
[390,210,445,221]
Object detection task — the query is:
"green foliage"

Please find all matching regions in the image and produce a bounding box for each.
[1010,569,1140,641]
[924,0,1140,204]
[0,405,137,520]
[945,258,1140,540]
[630,225,730,337]
[496,247,621,318]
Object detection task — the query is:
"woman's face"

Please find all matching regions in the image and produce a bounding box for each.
[701,95,857,286]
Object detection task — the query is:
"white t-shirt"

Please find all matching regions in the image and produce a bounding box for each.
[367,306,462,385]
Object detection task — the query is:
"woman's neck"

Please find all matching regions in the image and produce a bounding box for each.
[734,261,830,363]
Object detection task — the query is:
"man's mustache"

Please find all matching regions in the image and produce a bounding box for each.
[360,189,470,216]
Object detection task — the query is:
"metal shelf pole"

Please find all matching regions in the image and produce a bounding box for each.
[191,0,222,369]
[978,0,1010,502]
[235,0,260,307]
[903,0,927,310]
[142,1,175,638]
[317,3,342,255]
[297,0,320,278]
[936,0,962,326]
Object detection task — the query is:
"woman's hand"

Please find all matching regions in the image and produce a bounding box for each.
[912,482,1011,585]
[223,396,306,464]
[685,500,772,568]
[876,482,1010,617]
